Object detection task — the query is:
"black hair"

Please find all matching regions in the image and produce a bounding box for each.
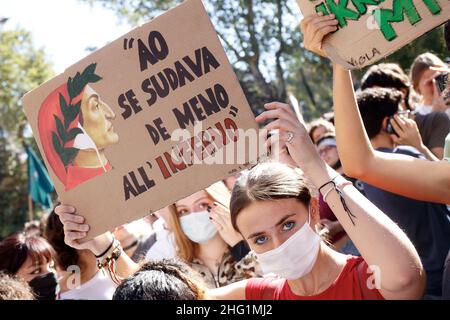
[361,63,410,91]
[43,209,79,270]
[360,63,412,110]
[112,259,205,300]
[356,88,403,139]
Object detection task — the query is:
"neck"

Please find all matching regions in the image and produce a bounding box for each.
[196,233,228,262]
[73,149,107,168]
[370,133,394,150]
[287,243,345,296]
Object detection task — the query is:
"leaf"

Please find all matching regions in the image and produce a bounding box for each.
[69,101,81,124]
[88,73,102,83]
[72,72,83,97]
[59,93,71,129]
[66,127,83,141]
[82,63,97,77]
[54,115,66,145]
[61,147,79,167]
[67,77,75,101]
[87,73,102,83]
[52,132,63,157]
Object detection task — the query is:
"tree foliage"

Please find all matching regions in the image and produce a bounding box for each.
[83,0,447,121]
[83,0,328,117]
[0,27,54,238]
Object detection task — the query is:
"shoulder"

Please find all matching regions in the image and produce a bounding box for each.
[429,111,450,124]
[344,256,385,300]
[422,112,450,131]
[245,276,285,300]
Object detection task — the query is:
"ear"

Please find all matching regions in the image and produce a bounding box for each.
[309,197,320,226]
[381,117,390,132]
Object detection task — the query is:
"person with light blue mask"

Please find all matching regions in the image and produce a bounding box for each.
[207,100,426,300]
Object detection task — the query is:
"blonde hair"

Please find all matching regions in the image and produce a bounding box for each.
[168,181,231,263]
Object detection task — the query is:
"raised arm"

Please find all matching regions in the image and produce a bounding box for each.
[256,101,426,299]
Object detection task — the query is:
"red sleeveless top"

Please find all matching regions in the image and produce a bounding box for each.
[246,256,384,300]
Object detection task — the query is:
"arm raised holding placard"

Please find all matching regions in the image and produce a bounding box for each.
[301,14,450,205]
[54,205,140,281]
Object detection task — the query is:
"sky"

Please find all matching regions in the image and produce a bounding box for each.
[1,0,131,73]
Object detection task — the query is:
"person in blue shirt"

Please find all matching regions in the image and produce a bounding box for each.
[355,87,450,298]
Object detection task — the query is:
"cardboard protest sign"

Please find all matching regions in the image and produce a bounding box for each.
[23,0,264,239]
[296,0,450,69]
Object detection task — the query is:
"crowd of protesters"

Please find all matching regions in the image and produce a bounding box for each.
[0,14,449,301]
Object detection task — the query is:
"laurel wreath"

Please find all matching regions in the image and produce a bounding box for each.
[52,63,102,170]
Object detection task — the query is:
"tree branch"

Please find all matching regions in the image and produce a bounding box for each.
[216,30,245,63]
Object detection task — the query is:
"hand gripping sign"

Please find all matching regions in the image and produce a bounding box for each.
[296,0,450,69]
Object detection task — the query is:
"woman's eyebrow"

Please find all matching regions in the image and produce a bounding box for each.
[247,213,297,239]
[194,197,211,205]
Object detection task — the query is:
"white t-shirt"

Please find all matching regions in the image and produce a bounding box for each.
[416,104,433,115]
[59,270,117,300]
[145,218,176,261]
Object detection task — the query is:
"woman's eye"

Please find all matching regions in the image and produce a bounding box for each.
[178,209,188,216]
[255,235,268,245]
[199,202,210,210]
[282,221,295,231]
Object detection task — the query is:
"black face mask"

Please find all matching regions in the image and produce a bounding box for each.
[29,272,58,300]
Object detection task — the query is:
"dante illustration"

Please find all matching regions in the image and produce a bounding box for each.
[38,63,119,190]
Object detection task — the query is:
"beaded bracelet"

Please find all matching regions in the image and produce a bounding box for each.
[96,239,123,285]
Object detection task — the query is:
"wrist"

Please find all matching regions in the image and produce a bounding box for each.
[91,232,114,256]
[417,143,426,152]
[332,62,347,73]
[303,161,334,189]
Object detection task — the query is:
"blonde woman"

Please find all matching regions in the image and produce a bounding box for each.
[164,181,261,288]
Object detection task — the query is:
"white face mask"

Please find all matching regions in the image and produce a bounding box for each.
[179,210,218,244]
[255,210,321,280]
